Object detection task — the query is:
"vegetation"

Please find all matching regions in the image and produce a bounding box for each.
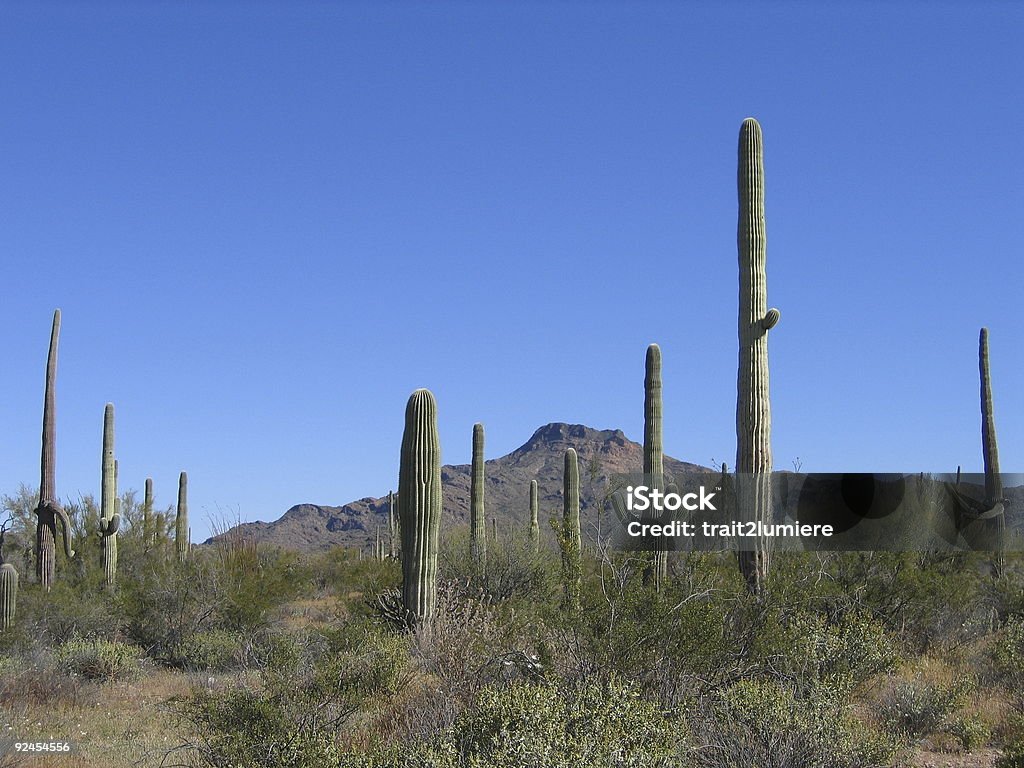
[2,505,1022,767]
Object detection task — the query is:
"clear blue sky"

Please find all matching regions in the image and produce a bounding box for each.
[2,2,1021,542]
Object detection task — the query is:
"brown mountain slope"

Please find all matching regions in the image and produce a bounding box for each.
[208,422,712,553]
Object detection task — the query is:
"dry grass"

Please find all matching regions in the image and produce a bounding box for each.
[1,668,201,768]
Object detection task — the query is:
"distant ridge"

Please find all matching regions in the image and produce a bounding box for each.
[207,422,711,552]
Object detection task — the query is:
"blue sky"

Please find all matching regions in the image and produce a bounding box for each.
[2,2,1021,541]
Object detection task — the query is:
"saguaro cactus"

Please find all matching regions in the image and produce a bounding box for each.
[175,471,190,562]
[470,423,487,572]
[98,404,121,585]
[642,343,668,590]
[0,528,17,630]
[529,480,540,552]
[561,448,582,610]
[34,310,75,591]
[399,389,442,623]
[979,328,1005,570]
[143,478,154,543]
[735,118,779,596]
[387,490,398,559]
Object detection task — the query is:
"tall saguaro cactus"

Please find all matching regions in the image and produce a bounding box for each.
[529,480,540,552]
[643,343,668,590]
[34,310,75,591]
[979,328,1005,570]
[176,471,190,562]
[387,490,398,559]
[143,478,154,543]
[735,118,779,596]
[399,389,442,623]
[561,448,582,610]
[99,404,121,585]
[470,423,487,572]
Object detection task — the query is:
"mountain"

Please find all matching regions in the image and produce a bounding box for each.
[207,423,713,553]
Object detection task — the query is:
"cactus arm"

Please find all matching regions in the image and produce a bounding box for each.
[761,308,780,330]
[99,514,121,536]
[54,504,75,559]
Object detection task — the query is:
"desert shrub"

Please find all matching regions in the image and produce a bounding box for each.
[207,537,307,631]
[751,608,900,693]
[183,684,347,768]
[118,542,304,661]
[409,580,534,698]
[945,714,990,752]
[440,527,559,603]
[179,626,412,767]
[691,678,900,768]
[821,552,992,651]
[118,556,216,659]
[538,547,738,706]
[15,577,119,646]
[879,674,973,739]
[0,647,84,707]
[177,629,247,671]
[55,637,141,681]
[990,617,1024,692]
[406,676,680,768]
[998,745,1024,768]
[312,547,401,606]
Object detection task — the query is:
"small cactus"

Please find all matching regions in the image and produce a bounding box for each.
[176,471,190,562]
[735,118,778,596]
[529,480,540,552]
[470,423,487,572]
[398,389,442,623]
[98,404,121,586]
[33,309,75,591]
[0,526,18,630]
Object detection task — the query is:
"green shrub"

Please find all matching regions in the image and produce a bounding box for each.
[55,638,141,681]
[751,608,900,693]
[449,676,680,767]
[998,742,1024,768]
[179,627,412,767]
[880,675,973,739]
[691,678,901,768]
[177,629,246,671]
[945,714,990,752]
[990,618,1024,692]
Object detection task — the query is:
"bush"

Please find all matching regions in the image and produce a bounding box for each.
[751,608,900,693]
[990,618,1024,695]
[177,629,247,671]
[945,714,990,752]
[998,742,1024,768]
[434,677,680,767]
[879,674,973,739]
[55,638,141,681]
[179,627,412,767]
[691,678,901,768]
[0,647,84,707]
